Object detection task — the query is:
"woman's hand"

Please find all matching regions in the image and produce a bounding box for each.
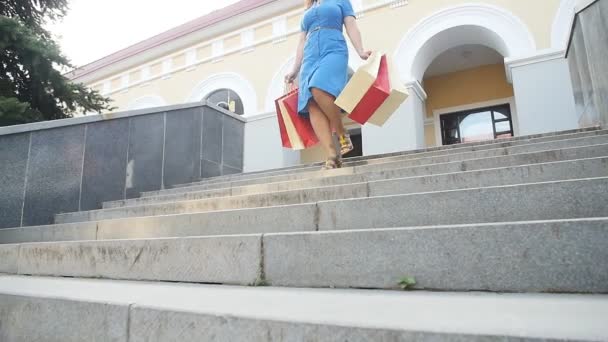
[284,70,298,84]
[358,49,372,60]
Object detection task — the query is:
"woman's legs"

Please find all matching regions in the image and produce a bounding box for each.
[310,88,345,137]
[310,87,353,155]
[308,100,337,159]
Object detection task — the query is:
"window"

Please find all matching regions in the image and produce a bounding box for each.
[440,104,514,145]
[205,89,244,115]
[342,128,363,158]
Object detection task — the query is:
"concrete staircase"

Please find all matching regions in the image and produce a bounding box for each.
[1,127,607,341]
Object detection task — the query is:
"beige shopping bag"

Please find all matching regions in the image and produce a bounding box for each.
[367,55,409,126]
[335,51,383,114]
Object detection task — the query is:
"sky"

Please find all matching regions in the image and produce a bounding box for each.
[46,0,241,67]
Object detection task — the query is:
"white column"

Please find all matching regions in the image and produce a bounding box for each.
[243,113,300,172]
[361,81,426,156]
[506,50,578,135]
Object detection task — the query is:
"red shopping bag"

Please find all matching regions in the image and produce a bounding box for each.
[275,86,319,150]
[347,54,391,125]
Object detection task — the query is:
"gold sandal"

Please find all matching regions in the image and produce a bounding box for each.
[321,155,342,170]
[339,134,354,156]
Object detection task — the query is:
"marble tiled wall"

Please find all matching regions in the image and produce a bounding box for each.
[0,104,244,228]
[567,0,608,128]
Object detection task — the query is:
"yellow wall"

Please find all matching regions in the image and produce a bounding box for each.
[422,63,514,146]
[424,63,514,118]
[424,124,436,147]
[88,0,561,112]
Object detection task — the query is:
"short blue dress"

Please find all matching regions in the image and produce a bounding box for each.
[298,0,355,117]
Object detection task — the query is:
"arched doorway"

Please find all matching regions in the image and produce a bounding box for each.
[204,88,245,115]
[423,43,517,146]
[187,72,258,116]
[371,3,538,154]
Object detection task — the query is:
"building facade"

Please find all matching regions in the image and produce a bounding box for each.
[69,0,585,172]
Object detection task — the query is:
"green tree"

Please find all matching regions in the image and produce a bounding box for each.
[0,0,112,126]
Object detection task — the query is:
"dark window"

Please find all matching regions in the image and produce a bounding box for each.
[205,89,244,115]
[440,104,514,145]
[342,128,363,159]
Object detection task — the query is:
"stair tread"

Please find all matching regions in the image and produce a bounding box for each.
[0,274,606,341]
[147,134,608,197]
[169,129,607,188]
[106,144,608,208]
[73,156,606,218]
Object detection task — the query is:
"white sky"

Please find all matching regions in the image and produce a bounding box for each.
[46,0,241,67]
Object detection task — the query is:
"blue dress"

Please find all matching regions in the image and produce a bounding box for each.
[298,0,355,117]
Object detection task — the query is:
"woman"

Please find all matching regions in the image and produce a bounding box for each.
[285,0,371,169]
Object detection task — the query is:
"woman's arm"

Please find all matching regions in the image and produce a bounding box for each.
[285,32,307,83]
[344,16,371,60]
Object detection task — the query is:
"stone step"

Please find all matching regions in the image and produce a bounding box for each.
[1,218,606,293]
[1,275,606,341]
[105,143,608,209]
[171,129,608,189]
[143,134,608,197]
[176,127,605,188]
[56,157,608,224]
[3,177,607,244]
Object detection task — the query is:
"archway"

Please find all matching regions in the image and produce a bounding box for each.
[187,72,258,116]
[395,3,536,83]
[205,88,245,115]
[364,3,538,154]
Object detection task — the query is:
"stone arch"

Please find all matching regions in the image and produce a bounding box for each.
[127,95,167,111]
[394,3,537,82]
[187,72,258,116]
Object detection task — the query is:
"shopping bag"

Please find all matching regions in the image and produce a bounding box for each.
[336,52,409,126]
[366,55,409,126]
[335,52,383,115]
[275,85,319,150]
[335,52,390,125]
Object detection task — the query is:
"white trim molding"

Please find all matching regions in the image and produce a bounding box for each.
[212,40,224,62]
[394,3,537,83]
[140,66,151,82]
[241,29,255,53]
[120,74,130,93]
[552,0,577,50]
[385,0,408,9]
[102,81,111,95]
[187,72,258,116]
[127,95,167,111]
[244,111,276,122]
[185,49,197,70]
[161,59,172,79]
[504,48,566,83]
[405,80,428,101]
[272,16,288,44]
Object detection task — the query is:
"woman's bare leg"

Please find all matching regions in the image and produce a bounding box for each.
[311,87,346,137]
[308,100,337,159]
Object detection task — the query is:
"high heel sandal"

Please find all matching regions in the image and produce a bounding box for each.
[321,155,342,170]
[339,134,354,156]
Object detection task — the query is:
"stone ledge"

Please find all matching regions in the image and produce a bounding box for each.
[0,100,245,137]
